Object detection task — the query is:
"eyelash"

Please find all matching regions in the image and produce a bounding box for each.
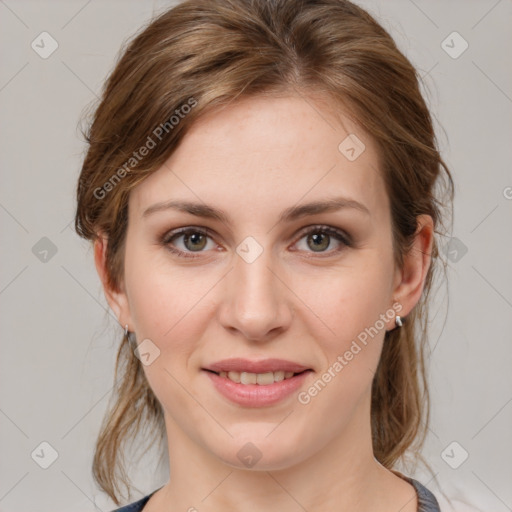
[160,225,352,260]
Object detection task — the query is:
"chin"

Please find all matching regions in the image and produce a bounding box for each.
[209,426,311,471]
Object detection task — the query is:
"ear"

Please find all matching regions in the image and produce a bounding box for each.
[392,215,434,317]
[94,232,133,329]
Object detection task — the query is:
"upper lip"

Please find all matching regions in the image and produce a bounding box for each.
[204,358,311,374]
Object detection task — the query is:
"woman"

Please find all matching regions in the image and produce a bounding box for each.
[74,0,453,510]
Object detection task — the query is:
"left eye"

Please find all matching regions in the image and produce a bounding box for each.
[293,227,349,254]
[162,225,350,259]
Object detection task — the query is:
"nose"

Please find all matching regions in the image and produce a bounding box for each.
[217,246,293,342]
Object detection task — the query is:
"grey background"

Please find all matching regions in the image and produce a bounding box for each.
[1,0,511,511]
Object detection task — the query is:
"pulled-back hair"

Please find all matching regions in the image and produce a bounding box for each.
[75,0,453,505]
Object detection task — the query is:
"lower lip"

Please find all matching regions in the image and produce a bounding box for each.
[204,370,312,407]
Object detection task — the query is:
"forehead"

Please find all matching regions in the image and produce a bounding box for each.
[130,94,387,222]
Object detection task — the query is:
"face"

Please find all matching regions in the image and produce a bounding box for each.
[99,94,426,471]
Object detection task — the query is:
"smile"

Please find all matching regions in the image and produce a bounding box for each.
[215,370,303,385]
[203,368,312,407]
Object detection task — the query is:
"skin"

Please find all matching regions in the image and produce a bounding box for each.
[95,93,433,512]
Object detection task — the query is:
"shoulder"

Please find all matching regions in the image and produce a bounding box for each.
[109,488,159,512]
[390,469,441,512]
[407,478,442,512]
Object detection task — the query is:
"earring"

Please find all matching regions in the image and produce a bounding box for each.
[395,316,403,328]
[124,324,137,349]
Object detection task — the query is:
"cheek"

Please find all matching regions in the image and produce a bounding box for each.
[123,254,214,416]
[293,261,393,342]
[125,245,207,337]
[292,268,391,425]
[288,255,395,404]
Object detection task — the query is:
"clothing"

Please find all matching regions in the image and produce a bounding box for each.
[110,487,159,512]
[110,476,441,511]
[410,477,442,511]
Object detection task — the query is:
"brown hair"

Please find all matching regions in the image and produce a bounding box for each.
[75,0,453,505]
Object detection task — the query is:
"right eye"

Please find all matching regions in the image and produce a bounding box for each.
[161,227,219,259]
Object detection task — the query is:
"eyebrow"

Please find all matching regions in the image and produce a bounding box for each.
[142,196,370,224]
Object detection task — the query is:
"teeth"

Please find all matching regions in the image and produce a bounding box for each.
[240,372,257,384]
[256,372,274,385]
[218,370,299,385]
[273,371,285,382]
[227,371,240,383]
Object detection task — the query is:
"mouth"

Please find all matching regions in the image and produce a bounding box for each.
[201,358,313,407]
[203,369,310,385]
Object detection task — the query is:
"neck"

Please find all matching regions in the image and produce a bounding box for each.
[147,394,415,512]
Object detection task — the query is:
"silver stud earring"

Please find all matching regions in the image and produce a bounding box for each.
[124,324,136,348]
[395,315,403,328]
